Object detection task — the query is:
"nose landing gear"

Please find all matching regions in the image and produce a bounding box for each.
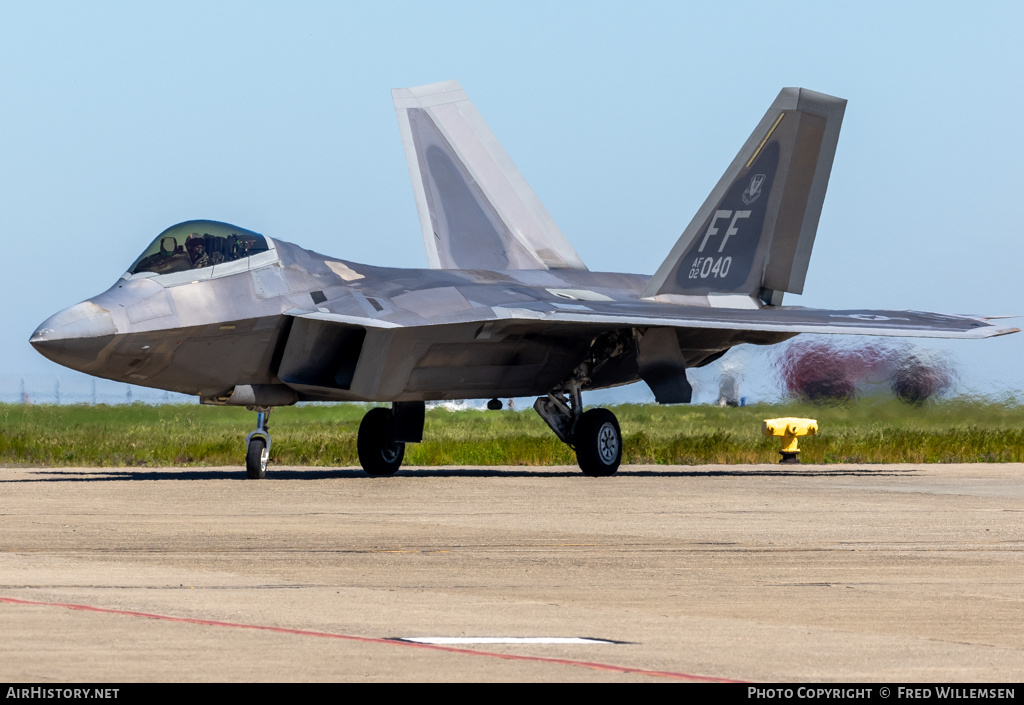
[244,407,272,479]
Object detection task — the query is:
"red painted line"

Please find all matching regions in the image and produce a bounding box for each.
[1,596,740,682]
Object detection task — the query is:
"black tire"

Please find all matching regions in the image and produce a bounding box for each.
[246,437,268,479]
[357,407,405,477]
[574,408,621,477]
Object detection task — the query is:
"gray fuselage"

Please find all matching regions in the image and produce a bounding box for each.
[31,236,782,405]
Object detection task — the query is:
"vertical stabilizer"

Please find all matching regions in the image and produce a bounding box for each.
[642,88,846,304]
[393,80,587,271]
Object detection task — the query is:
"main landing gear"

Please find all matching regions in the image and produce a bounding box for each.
[356,401,425,477]
[243,394,620,479]
[245,406,272,479]
[534,382,622,476]
[357,407,405,476]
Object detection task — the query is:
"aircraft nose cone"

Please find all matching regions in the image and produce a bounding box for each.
[30,301,117,370]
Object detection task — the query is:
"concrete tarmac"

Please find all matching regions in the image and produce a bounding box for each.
[1,463,1022,682]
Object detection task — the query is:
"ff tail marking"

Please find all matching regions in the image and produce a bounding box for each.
[644,89,846,306]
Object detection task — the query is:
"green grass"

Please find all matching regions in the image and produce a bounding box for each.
[1,397,1023,467]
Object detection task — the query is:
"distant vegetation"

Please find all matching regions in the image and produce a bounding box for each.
[2,397,1023,468]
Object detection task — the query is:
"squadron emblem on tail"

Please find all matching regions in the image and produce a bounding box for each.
[741,173,766,205]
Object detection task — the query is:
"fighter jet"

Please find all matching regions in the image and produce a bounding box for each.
[30,81,1019,479]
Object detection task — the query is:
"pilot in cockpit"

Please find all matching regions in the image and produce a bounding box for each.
[185,234,210,269]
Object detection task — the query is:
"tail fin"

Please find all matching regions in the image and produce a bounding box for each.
[392,80,587,271]
[642,88,846,304]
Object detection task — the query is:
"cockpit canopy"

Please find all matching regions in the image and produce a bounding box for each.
[129,220,270,276]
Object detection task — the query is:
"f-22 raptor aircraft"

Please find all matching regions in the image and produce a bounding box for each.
[30,81,1018,478]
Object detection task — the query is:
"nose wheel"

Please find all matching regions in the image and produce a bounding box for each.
[245,407,272,479]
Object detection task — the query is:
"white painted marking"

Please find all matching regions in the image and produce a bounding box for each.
[698,209,732,252]
[708,293,761,309]
[829,313,909,321]
[718,209,750,252]
[398,637,616,645]
[325,260,365,281]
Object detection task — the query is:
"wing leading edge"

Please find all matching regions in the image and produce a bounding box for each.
[393,80,587,272]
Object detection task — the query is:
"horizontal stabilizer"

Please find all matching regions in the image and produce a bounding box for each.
[643,88,846,305]
[393,80,587,271]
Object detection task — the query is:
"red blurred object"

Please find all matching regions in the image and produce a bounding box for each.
[777,339,953,403]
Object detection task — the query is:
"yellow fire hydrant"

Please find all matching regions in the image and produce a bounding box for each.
[763,417,818,464]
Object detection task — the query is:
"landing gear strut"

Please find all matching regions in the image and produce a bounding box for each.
[244,406,272,479]
[534,382,622,477]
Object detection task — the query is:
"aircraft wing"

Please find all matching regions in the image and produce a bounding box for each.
[481,301,1018,339]
[280,291,1015,403]
[287,295,1017,340]
[392,81,587,272]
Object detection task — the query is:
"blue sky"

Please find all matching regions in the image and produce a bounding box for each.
[2,1,1022,402]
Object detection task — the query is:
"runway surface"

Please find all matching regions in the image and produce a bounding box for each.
[1,463,1022,682]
